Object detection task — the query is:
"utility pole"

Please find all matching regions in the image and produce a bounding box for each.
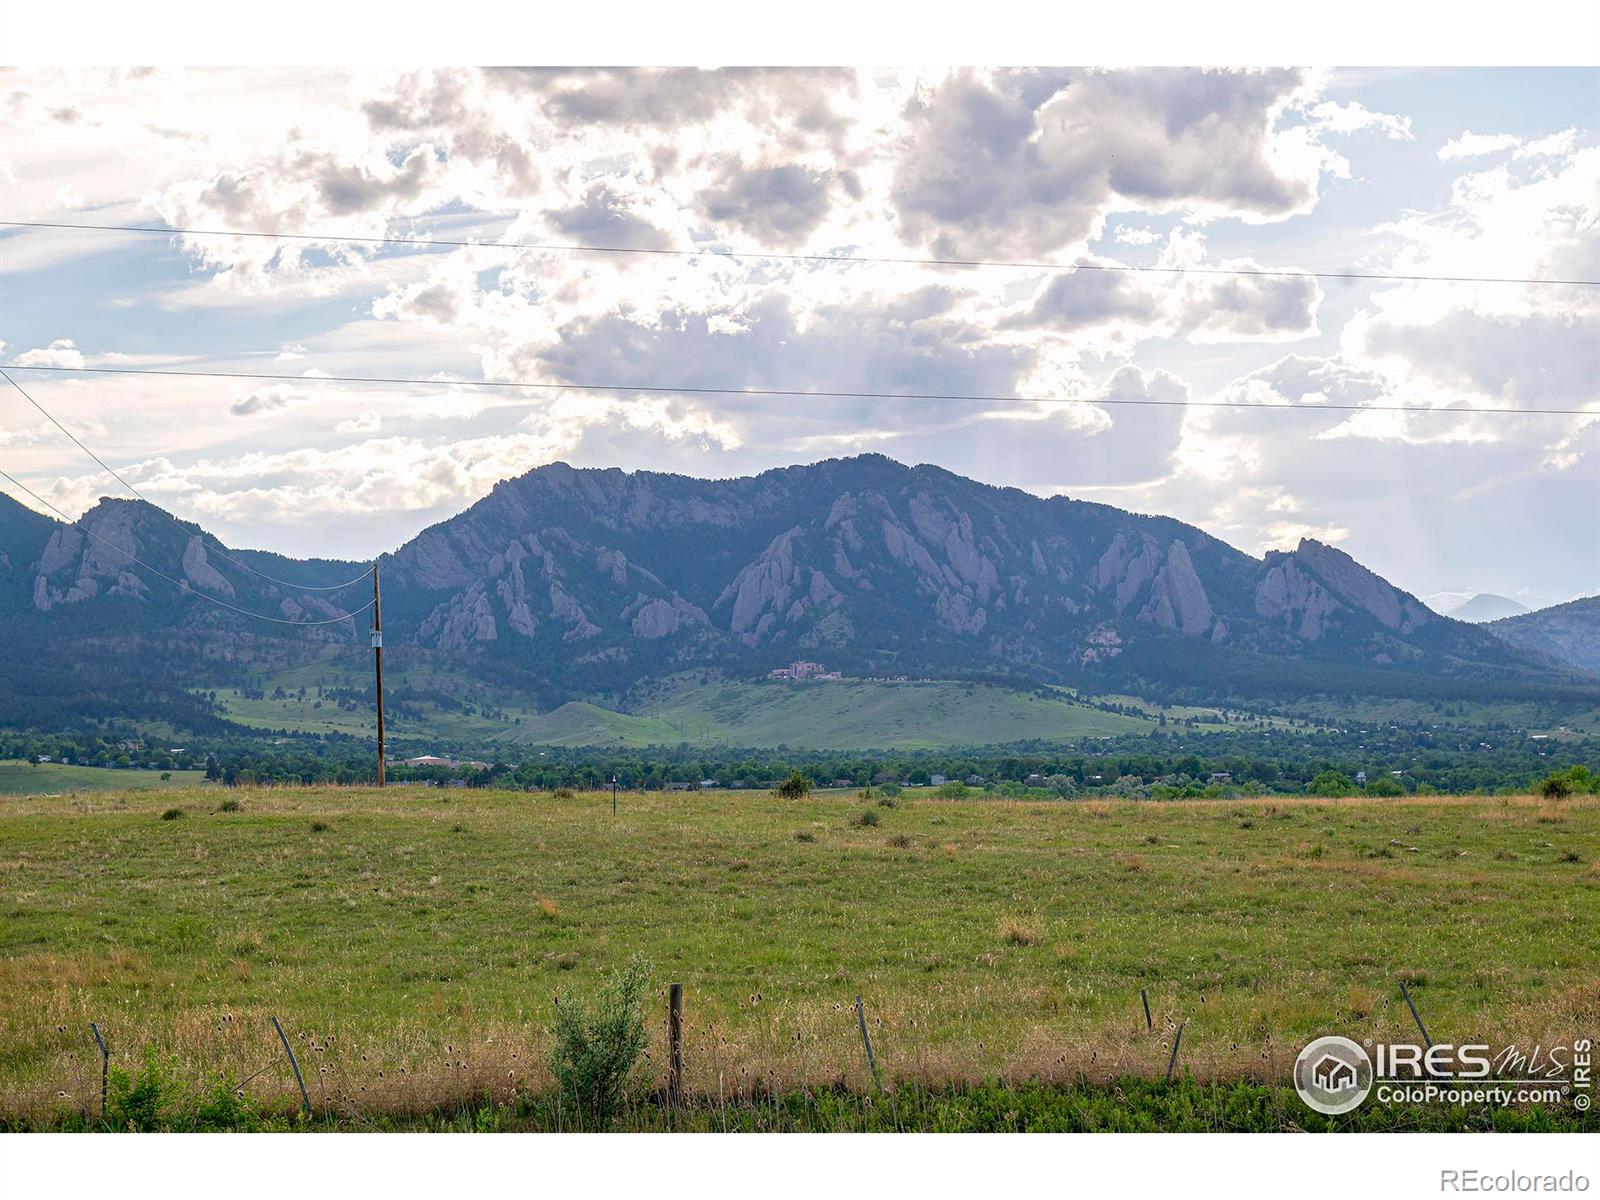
[372,564,385,787]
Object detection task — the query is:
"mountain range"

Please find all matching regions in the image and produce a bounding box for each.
[1,455,1594,734]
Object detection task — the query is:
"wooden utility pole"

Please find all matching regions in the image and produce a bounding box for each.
[372,564,385,787]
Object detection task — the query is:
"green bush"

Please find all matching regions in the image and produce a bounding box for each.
[549,955,652,1130]
[856,808,881,827]
[217,798,241,813]
[936,782,969,800]
[104,1050,261,1131]
[1539,773,1574,800]
[774,771,812,799]
[159,808,183,821]
[1308,771,1354,798]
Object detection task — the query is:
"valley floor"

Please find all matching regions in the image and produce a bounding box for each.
[0,786,1595,1130]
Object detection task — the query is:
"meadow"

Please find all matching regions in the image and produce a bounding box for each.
[0,784,1595,1130]
[0,760,192,796]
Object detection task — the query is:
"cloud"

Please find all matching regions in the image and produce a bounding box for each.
[229,385,296,416]
[14,338,85,368]
[698,159,835,247]
[335,410,381,434]
[1308,100,1413,141]
[544,182,672,250]
[1438,131,1521,159]
[891,68,1326,258]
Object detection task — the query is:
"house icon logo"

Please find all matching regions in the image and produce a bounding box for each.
[1294,1036,1374,1115]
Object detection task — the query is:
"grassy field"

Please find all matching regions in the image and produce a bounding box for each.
[1,785,1595,1130]
[499,679,1159,749]
[0,760,196,796]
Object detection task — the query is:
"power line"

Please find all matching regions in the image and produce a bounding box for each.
[0,368,374,591]
[4,218,1594,289]
[4,362,1593,417]
[0,468,375,627]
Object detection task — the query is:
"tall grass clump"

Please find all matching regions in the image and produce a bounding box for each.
[549,955,651,1129]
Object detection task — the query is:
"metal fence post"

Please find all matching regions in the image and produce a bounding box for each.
[89,1022,109,1121]
[1140,988,1153,1030]
[272,1017,312,1118]
[1164,1022,1185,1084]
[1399,980,1433,1048]
[854,995,882,1092]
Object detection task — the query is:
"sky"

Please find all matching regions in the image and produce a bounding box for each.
[0,66,1596,612]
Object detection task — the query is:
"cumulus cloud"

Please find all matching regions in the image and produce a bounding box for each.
[14,338,86,368]
[1438,131,1521,159]
[229,385,296,417]
[698,160,835,247]
[892,67,1325,258]
[335,409,381,434]
[1308,100,1413,140]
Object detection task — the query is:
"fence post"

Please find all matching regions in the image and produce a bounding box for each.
[1140,988,1153,1031]
[272,1017,313,1118]
[1398,980,1433,1049]
[1164,1022,1185,1084]
[89,1022,110,1121]
[854,995,882,1092]
[667,983,684,1108]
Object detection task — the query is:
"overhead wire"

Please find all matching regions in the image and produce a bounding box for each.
[0,467,375,627]
[0,369,374,591]
[3,218,1596,288]
[3,362,1592,417]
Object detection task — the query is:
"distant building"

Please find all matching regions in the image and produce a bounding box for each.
[768,660,840,681]
[929,774,947,787]
[699,780,719,789]
[1209,772,1232,784]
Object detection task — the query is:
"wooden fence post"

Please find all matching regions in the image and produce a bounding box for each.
[668,983,684,1107]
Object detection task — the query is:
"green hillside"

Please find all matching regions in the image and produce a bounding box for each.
[497,679,1157,749]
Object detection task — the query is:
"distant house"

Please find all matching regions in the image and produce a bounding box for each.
[1209,772,1232,784]
[965,774,985,786]
[1355,770,1368,786]
[699,779,719,789]
[929,774,947,787]
[402,754,489,771]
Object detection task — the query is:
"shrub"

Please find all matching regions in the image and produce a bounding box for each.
[936,782,969,800]
[876,792,899,808]
[106,1048,183,1131]
[549,955,651,1130]
[794,830,816,843]
[1308,770,1354,798]
[160,808,183,821]
[310,820,329,833]
[855,808,881,828]
[104,1050,259,1131]
[553,786,577,800]
[877,782,903,799]
[217,798,241,813]
[887,833,913,849]
[774,771,812,800]
[1539,773,1575,800]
